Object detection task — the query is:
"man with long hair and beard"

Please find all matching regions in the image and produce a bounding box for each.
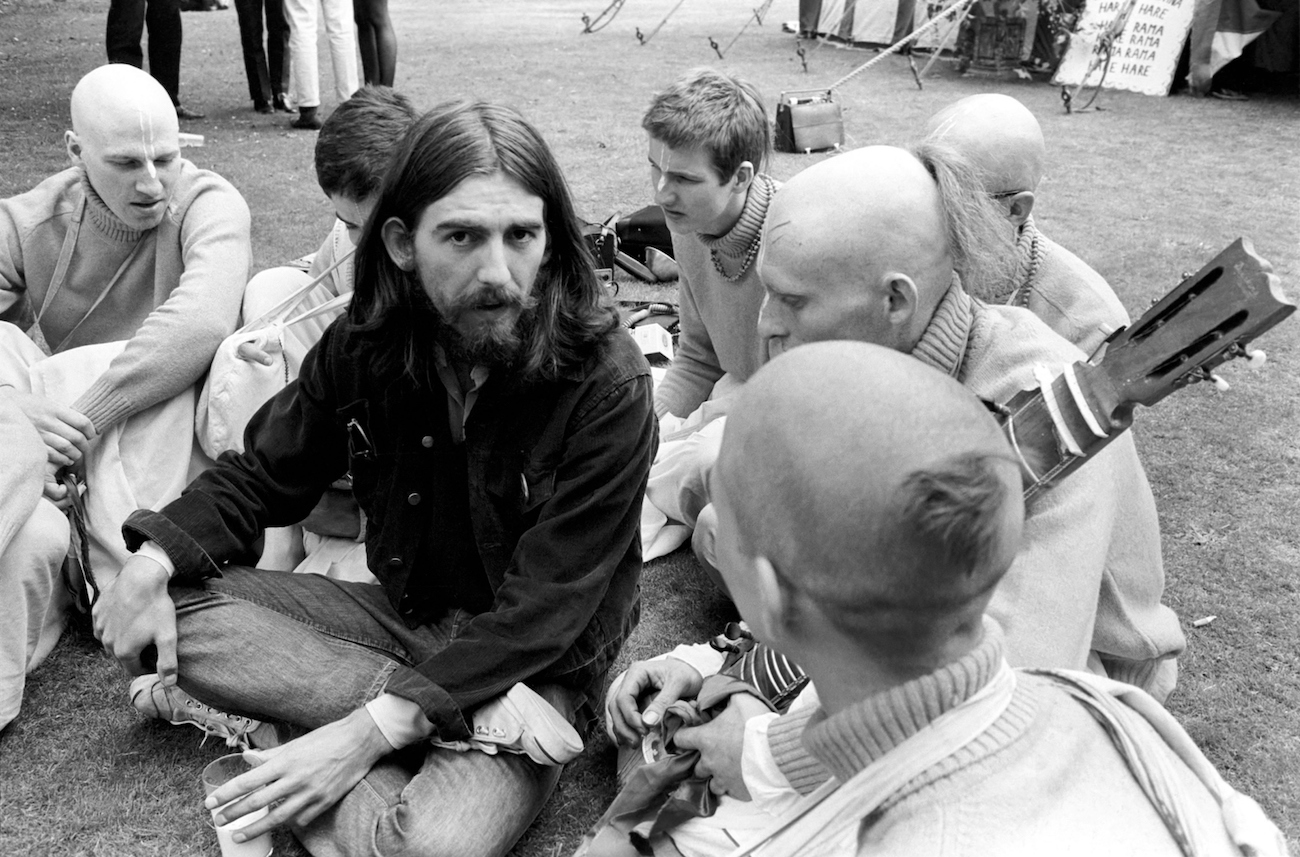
[93,100,656,857]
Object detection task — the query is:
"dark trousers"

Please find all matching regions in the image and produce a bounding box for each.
[234,0,290,105]
[106,0,183,104]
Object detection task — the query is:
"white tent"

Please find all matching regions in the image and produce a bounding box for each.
[799,0,919,46]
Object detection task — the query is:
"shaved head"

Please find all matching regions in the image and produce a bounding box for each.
[70,63,178,148]
[714,342,1023,662]
[757,146,954,355]
[756,144,1012,350]
[924,93,1045,195]
[766,144,953,308]
[66,64,181,231]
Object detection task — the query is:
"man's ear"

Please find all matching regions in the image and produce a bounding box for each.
[729,160,755,196]
[65,131,83,166]
[751,554,794,641]
[882,273,920,327]
[380,217,416,271]
[1007,191,1035,228]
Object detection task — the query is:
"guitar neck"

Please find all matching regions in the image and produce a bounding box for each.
[998,364,1129,503]
[995,238,1295,503]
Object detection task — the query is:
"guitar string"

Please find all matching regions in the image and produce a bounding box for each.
[1003,412,1044,485]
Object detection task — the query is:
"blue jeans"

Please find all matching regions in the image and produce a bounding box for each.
[170,568,567,857]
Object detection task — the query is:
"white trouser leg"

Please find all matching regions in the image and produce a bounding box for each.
[285,0,321,107]
[0,499,72,731]
[320,0,359,102]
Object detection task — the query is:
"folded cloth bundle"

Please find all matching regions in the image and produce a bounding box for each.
[572,674,776,857]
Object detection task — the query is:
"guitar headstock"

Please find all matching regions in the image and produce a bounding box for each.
[1095,238,1295,409]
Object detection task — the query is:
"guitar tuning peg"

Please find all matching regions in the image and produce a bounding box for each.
[1246,348,1267,369]
[1189,366,1232,391]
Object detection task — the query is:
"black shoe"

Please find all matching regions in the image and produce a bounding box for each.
[291,106,322,130]
[254,100,273,114]
[273,93,294,113]
[175,104,206,120]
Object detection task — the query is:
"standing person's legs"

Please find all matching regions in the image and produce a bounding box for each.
[353,0,396,86]
[143,0,183,105]
[284,0,321,109]
[106,0,147,67]
[265,0,292,107]
[234,0,273,108]
[320,0,360,102]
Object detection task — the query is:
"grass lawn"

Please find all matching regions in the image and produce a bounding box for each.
[0,0,1297,854]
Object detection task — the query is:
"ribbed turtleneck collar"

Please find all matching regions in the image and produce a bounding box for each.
[696,173,776,259]
[909,276,973,378]
[801,619,1005,783]
[80,169,153,243]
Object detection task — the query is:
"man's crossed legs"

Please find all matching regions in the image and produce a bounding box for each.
[166,567,566,856]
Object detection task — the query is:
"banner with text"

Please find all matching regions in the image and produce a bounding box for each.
[1052,0,1197,96]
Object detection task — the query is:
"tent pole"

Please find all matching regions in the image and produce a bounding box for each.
[828,0,979,90]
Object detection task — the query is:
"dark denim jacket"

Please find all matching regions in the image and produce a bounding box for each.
[124,318,656,739]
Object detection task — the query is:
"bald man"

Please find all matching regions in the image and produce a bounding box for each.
[663,341,1277,856]
[0,63,250,730]
[752,144,1182,697]
[641,145,1179,780]
[924,93,1129,356]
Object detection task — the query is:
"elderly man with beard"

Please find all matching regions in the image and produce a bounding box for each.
[93,100,656,857]
[923,93,1130,357]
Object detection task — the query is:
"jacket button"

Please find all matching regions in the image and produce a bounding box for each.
[407,492,421,505]
[388,557,404,569]
[421,436,434,448]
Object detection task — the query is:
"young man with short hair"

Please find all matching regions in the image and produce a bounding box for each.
[207,86,421,581]
[639,67,778,564]
[239,85,420,350]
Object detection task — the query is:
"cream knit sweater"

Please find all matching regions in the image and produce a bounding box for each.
[0,163,251,431]
[654,176,777,419]
[1005,217,1131,358]
[766,623,1239,856]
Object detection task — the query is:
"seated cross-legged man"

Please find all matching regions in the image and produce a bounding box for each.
[93,99,655,857]
[637,68,778,563]
[0,63,251,732]
[923,93,1130,357]
[660,340,1284,856]
[206,85,420,581]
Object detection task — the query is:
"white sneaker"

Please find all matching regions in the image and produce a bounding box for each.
[431,683,584,766]
[129,674,278,750]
